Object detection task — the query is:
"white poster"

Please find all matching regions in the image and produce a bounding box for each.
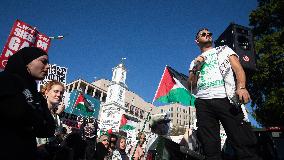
[38,64,68,91]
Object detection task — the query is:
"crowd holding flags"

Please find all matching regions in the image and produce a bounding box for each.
[0,19,195,133]
[0,19,200,159]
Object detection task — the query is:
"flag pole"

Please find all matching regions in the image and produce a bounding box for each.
[131,65,167,160]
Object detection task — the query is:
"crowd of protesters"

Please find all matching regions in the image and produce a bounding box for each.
[0,47,148,160]
[1,43,259,160]
[0,47,186,160]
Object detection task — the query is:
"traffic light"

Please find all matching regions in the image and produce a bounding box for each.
[215,23,256,71]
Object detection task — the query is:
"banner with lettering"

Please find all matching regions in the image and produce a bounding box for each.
[37,64,68,91]
[34,32,51,52]
[0,19,51,69]
[59,112,97,128]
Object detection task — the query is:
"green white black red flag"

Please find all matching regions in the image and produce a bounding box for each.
[153,66,195,106]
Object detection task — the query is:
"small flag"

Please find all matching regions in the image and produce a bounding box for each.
[65,90,100,118]
[120,114,137,131]
[74,93,94,112]
[153,66,195,106]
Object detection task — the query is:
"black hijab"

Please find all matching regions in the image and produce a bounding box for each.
[4,47,47,91]
[94,142,109,160]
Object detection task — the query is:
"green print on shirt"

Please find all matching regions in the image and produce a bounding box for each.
[198,51,224,90]
[198,79,224,90]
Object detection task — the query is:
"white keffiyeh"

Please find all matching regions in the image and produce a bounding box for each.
[216,45,249,121]
[215,45,236,103]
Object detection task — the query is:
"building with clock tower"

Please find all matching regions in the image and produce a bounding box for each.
[98,59,128,132]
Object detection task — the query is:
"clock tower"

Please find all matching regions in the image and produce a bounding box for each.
[99,58,128,132]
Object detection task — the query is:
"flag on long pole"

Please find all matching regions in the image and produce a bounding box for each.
[132,66,196,159]
[153,65,195,106]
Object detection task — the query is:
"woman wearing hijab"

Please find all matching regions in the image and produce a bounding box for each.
[93,134,110,160]
[0,47,56,160]
[112,136,129,160]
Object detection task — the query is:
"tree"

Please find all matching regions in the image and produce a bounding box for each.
[248,0,284,127]
[170,125,186,136]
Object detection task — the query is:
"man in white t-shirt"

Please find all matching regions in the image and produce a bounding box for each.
[188,28,258,160]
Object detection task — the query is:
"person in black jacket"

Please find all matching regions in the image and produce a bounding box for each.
[94,134,110,160]
[0,47,56,160]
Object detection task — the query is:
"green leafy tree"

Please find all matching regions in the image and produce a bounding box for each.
[248,0,284,127]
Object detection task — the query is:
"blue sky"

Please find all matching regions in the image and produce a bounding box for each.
[0,0,259,124]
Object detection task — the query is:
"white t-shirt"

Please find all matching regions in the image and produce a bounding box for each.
[189,46,237,99]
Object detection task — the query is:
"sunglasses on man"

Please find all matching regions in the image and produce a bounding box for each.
[199,32,213,37]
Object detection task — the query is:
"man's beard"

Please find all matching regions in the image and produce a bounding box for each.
[200,40,213,48]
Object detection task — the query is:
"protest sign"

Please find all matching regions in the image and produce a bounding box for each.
[0,19,51,69]
[37,64,68,91]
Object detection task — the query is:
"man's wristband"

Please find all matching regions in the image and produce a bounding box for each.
[238,87,246,90]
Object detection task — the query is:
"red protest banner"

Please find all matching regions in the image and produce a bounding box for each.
[0,19,51,69]
[34,32,51,52]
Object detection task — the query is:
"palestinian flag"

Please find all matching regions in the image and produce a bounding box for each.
[120,114,137,130]
[153,66,195,106]
[64,90,100,117]
[74,93,94,112]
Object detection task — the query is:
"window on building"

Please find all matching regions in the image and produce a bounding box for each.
[140,110,144,119]
[79,83,87,92]
[171,107,173,111]
[129,105,135,114]
[183,109,185,113]
[125,103,129,112]
[171,113,173,117]
[102,93,107,102]
[68,84,73,92]
[87,87,94,96]
[177,113,179,117]
[135,108,139,117]
[74,82,78,90]
[161,109,163,113]
[95,90,102,100]
[118,89,123,99]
